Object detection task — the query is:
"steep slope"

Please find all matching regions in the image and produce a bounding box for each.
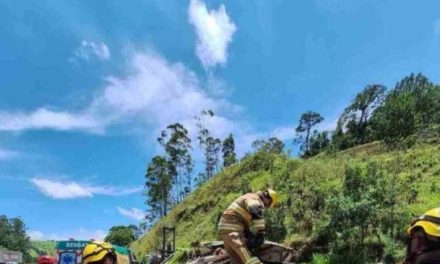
[131,140,440,261]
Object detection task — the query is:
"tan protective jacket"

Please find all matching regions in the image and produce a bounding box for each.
[217,192,266,235]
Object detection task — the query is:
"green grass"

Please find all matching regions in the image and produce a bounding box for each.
[28,241,57,257]
[131,139,440,262]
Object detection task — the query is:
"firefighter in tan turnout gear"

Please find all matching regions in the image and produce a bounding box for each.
[217,189,279,264]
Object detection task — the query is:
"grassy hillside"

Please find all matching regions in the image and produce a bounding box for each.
[131,139,440,263]
[28,241,57,258]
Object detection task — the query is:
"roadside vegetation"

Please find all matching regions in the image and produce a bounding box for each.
[132,138,440,263]
[133,72,440,263]
[0,215,33,262]
[28,241,57,259]
[3,72,439,263]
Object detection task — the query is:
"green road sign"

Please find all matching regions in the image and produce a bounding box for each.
[56,241,90,250]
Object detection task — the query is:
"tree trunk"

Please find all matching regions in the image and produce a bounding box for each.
[163,187,167,217]
[305,127,310,153]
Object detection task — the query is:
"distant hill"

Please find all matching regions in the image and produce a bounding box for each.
[131,137,440,263]
[28,241,57,258]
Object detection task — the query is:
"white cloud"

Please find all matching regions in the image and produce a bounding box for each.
[188,0,237,69]
[117,207,145,221]
[28,230,45,240]
[74,40,111,61]
[90,52,225,128]
[0,149,19,160]
[270,126,294,141]
[0,108,102,132]
[30,178,142,199]
[28,229,106,241]
[0,51,240,135]
[0,48,305,158]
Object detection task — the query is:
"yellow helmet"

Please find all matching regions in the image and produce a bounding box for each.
[407,208,440,237]
[82,241,116,264]
[267,189,279,208]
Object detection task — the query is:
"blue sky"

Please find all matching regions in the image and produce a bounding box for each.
[1,0,440,240]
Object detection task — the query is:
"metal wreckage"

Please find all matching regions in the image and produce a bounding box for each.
[156,227,298,264]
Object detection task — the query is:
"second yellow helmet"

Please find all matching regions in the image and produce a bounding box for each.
[407,207,440,237]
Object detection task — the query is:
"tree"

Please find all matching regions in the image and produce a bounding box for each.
[326,162,406,262]
[371,73,440,142]
[266,137,285,154]
[158,123,193,202]
[0,216,31,262]
[251,139,267,151]
[294,111,324,156]
[337,84,386,145]
[127,224,142,240]
[222,134,237,168]
[104,225,136,246]
[144,155,175,221]
[252,137,285,154]
[308,131,331,157]
[195,110,221,183]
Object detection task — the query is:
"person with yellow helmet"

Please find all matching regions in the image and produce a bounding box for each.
[405,207,440,264]
[82,241,117,264]
[217,189,279,264]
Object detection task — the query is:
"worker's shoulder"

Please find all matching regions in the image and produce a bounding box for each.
[239,192,262,203]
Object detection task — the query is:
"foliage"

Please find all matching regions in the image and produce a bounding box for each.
[195,110,221,183]
[251,137,285,154]
[308,131,331,157]
[334,84,386,148]
[222,133,237,168]
[105,225,136,247]
[311,254,331,264]
[158,123,193,202]
[134,72,440,262]
[0,215,32,262]
[144,155,175,221]
[28,241,57,259]
[294,111,324,156]
[329,73,440,155]
[371,73,440,143]
[325,162,410,263]
[132,140,440,263]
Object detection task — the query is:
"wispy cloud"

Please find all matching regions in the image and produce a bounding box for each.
[0,149,19,160]
[117,207,145,221]
[0,48,309,158]
[188,0,237,69]
[0,108,101,133]
[73,40,111,61]
[28,228,106,241]
[27,230,45,240]
[30,178,141,199]
[0,51,240,135]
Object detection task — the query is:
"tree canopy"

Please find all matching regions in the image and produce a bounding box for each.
[294,111,324,157]
[0,215,31,262]
[104,225,136,247]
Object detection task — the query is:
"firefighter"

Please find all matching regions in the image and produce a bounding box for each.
[405,207,440,264]
[217,189,279,264]
[82,241,117,264]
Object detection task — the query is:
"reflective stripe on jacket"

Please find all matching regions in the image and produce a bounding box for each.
[218,193,266,235]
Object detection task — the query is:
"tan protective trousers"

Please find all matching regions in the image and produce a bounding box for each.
[218,232,262,264]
